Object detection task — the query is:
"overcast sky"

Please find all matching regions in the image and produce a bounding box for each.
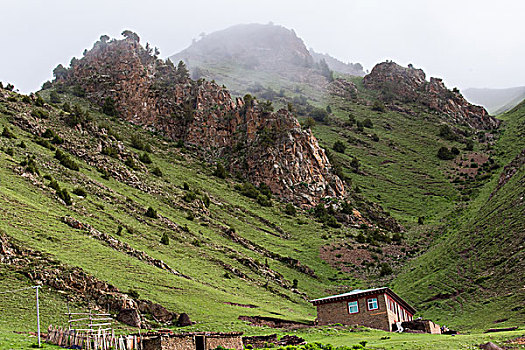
[1,0,524,93]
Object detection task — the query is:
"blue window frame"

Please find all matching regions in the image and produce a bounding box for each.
[348,301,359,314]
[367,298,378,310]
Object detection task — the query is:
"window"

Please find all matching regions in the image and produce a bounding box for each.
[348,301,359,314]
[367,298,378,310]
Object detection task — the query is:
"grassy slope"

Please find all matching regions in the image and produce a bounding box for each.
[392,100,525,330]
[0,89,363,334]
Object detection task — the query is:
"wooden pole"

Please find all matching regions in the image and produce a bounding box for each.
[35,286,41,347]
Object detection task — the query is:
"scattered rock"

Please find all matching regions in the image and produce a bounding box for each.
[479,342,503,350]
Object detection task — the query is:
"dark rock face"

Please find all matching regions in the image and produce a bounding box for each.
[363,61,500,130]
[55,35,345,207]
[117,308,142,328]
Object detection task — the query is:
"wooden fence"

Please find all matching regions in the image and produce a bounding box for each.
[46,325,142,350]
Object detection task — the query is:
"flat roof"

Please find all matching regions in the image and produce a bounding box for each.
[310,287,416,314]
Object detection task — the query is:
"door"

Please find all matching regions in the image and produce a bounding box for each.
[195,336,205,350]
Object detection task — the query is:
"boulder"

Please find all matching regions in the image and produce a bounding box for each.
[177,313,192,327]
[117,308,142,328]
[479,342,503,350]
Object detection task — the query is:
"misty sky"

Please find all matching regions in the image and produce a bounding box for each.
[1,0,524,93]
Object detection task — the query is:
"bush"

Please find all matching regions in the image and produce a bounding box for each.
[371,100,385,112]
[284,203,297,216]
[18,141,26,149]
[182,191,197,202]
[326,215,341,228]
[203,194,210,208]
[55,150,79,171]
[451,146,460,155]
[35,138,55,150]
[333,140,346,153]
[311,107,329,122]
[350,157,360,173]
[437,146,455,160]
[2,127,16,139]
[160,233,170,245]
[213,163,227,178]
[51,135,64,145]
[151,166,163,177]
[72,187,87,197]
[57,188,72,205]
[302,117,316,129]
[42,128,56,138]
[139,152,152,164]
[362,118,373,128]
[71,85,86,97]
[356,121,364,132]
[145,207,158,218]
[101,146,119,158]
[127,289,140,299]
[34,95,45,107]
[125,157,139,170]
[102,97,118,116]
[371,133,380,142]
[5,148,14,156]
[379,263,393,276]
[31,109,49,119]
[130,134,146,150]
[49,91,61,104]
[256,194,272,207]
[465,140,474,151]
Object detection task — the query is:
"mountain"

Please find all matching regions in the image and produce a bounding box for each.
[0,29,523,348]
[463,86,525,115]
[309,48,365,76]
[169,23,363,97]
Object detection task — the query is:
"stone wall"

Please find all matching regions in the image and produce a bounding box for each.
[315,293,391,331]
[205,335,243,350]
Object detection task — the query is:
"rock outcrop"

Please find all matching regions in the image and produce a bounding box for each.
[52,33,345,206]
[363,61,500,130]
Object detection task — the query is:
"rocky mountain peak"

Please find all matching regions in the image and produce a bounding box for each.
[363,61,500,130]
[52,32,346,206]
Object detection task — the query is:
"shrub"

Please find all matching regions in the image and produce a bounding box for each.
[116,225,123,236]
[183,191,197,202]
[21,95,31,103]
[371,100,385,112]
[284,203,297,216]
[72,187,87,197]
[238,182,259,199]
[139,152,152,164]
[34,95,45,107]
[51,135,64,145]
[438,125,458,141]
[311,107,328,122]
[18,141,26,149]
[49,91,61,104]
[42,128,56,138]
[183,182,190,191]
[5,148,14,156]
[57,188,72,205]
[356,121,364,132]
[418,216,424,225]
[145,207,158,218]
[71,85,86,97]
[326,215,341,228]
[350,157,360,173]
[55,150,79,170]
[451,146,460,155]
[151,166,163,177]
[160,233,170,245]
[213,163,227,178]
[125,157,139,170]
[102,97,118,116]
[379,263,393,276]
[302,117,316,129]
[465,140,474,151]
[127,289,140,299]
[362,118,373,128]
[130,134,146,150]
[437,146,455,160]
[371,133,380,142]
[36,138,55,150]
[2,127,16,139]
[203,194,210,208]
[31,109,49,119]
[256,194,272,207]
[333,140,346,153]
[101,146,119,158]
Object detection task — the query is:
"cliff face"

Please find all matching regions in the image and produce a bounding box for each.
[363,61,500,130]
[54,35,345,206]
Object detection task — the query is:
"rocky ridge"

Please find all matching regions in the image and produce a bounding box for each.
[52,33,345,206]
[363,61,500,130]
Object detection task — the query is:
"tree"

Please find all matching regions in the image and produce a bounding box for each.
[333,140,346,153]
[302,117,316,129]
[160,233,170,245]
[176,60,189,80]
[121,30,140,42]
[350,157,360,173]
[284,203,296,216]
[102,97,118,116]
[53,64,68,80]
[437,146,455,160]
[145,207,158,218]
[311,108,328,122]
[318,59,334,82]
[213,163,227,179]
[326,105,332,114]
[100,35,110,43]
[371,100,385,112]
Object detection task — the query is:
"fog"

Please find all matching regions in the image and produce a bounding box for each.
[1,0,524,93]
